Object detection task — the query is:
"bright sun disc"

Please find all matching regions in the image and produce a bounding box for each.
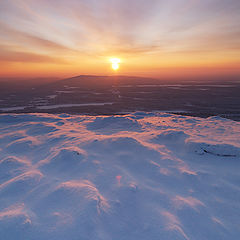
[110,58,121,71]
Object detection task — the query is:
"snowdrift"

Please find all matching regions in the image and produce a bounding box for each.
[0,112,240,240]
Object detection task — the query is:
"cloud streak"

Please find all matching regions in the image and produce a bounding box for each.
[0,45,67,63]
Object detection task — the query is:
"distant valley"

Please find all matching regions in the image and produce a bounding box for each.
[0,75,240,120]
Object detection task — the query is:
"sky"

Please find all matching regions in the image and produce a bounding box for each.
[0,0,240,79]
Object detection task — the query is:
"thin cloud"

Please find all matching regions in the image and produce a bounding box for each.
[0,22,73,52]
[0,45,67,63]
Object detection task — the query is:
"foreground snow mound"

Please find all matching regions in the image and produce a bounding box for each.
[0,113,240,240]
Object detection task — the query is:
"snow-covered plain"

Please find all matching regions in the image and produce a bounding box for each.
[0,112,240,240]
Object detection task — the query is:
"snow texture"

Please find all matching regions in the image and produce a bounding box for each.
[0,112,240,240]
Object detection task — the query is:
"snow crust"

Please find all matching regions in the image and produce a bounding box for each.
[0,112,240,240]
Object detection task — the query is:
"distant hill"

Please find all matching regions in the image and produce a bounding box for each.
[43,74,240,90]
[46,75,161,89]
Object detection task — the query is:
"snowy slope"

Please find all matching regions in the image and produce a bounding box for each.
[0,112,240,240]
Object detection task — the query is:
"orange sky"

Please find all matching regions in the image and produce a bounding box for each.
[0,0,240,79]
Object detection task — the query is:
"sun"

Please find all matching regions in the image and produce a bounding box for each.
[110,58,121,71]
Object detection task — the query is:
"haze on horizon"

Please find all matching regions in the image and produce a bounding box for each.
[0,0,240,80]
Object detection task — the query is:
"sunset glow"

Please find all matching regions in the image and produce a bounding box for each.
[0,1,239,79]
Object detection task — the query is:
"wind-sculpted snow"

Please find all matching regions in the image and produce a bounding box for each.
[87,116,142,133]
[0,113,240,240]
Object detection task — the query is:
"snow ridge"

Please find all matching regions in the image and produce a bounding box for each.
[0,112,240,240]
